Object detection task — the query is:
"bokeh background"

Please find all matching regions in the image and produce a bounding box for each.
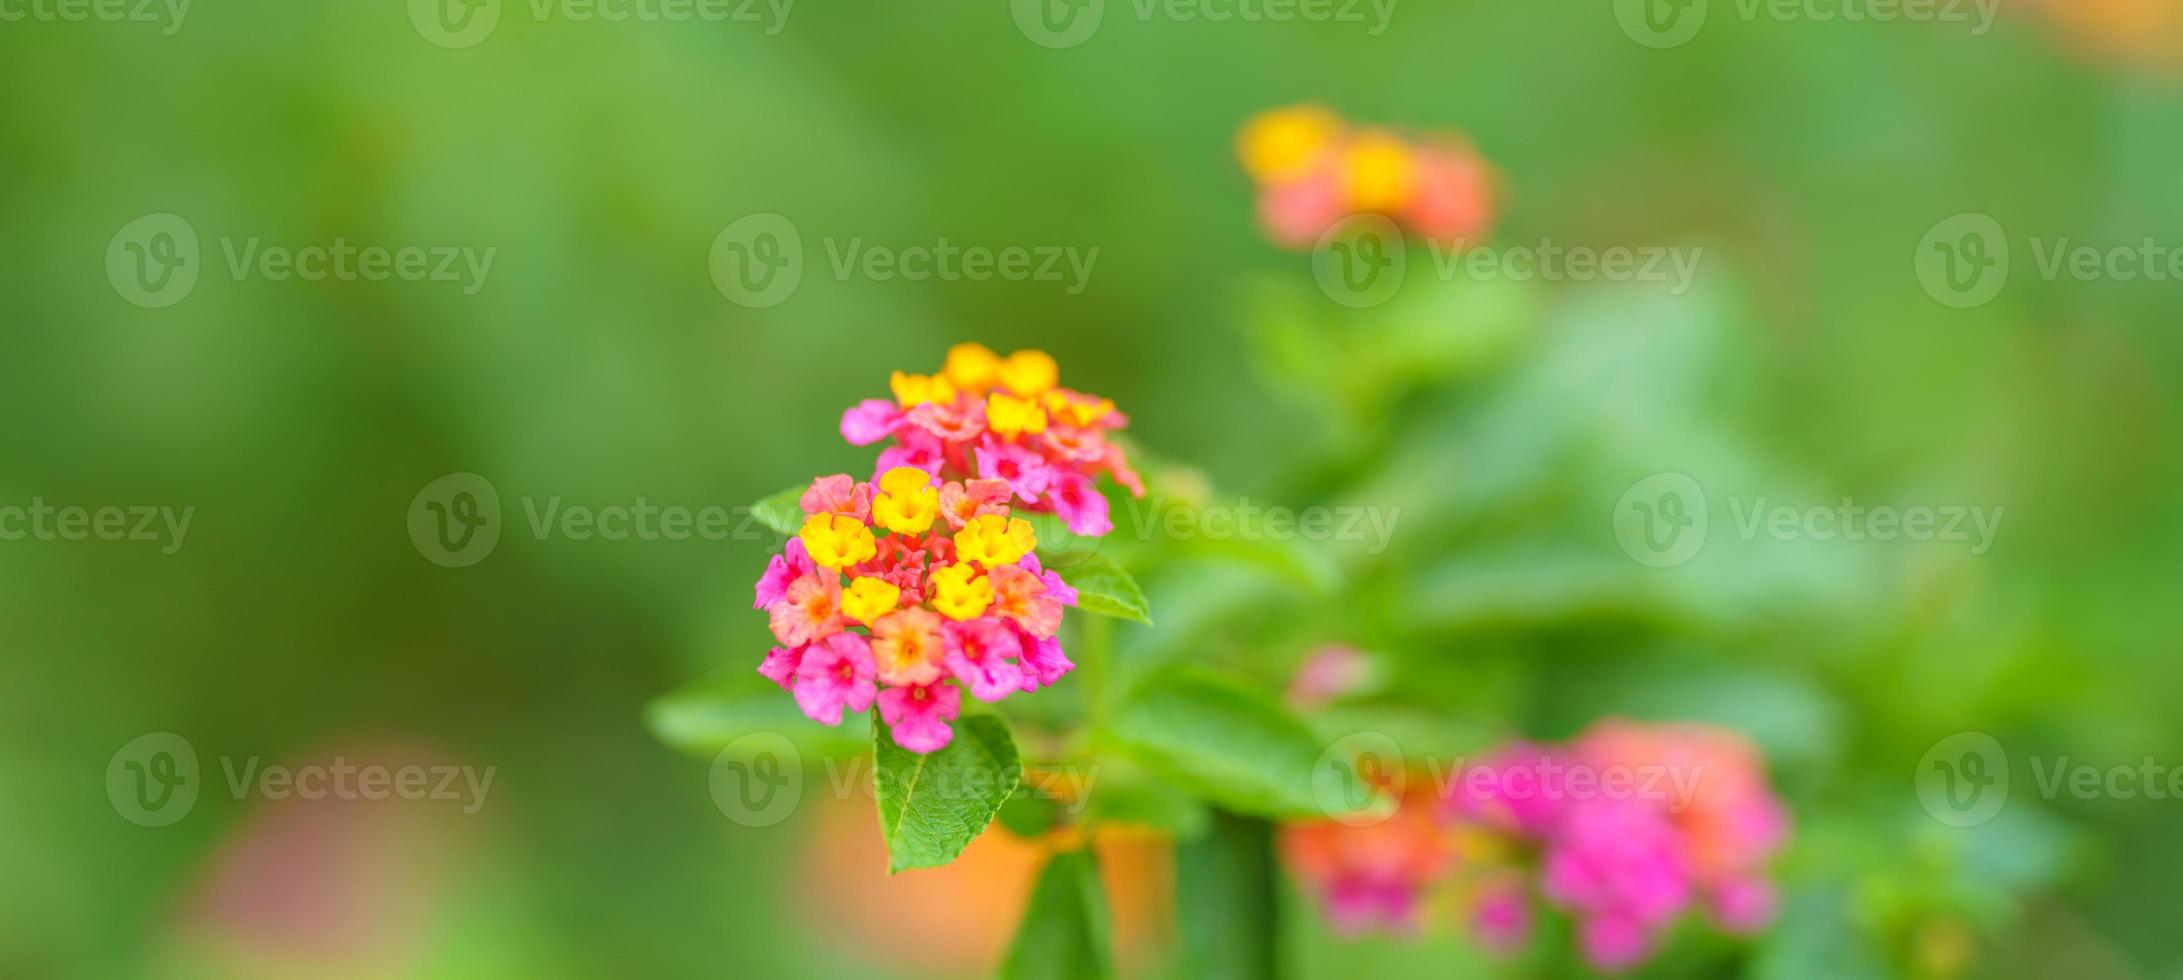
[4,0,2182,977]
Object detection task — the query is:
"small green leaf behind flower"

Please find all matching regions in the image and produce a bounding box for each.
[645,672,871,759]
[1001,849,1117,980]
[749,483,809,537]
[1060,555,1153,625]
[873,710,1022,873]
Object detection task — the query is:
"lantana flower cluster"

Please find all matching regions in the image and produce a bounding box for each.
[754,346,1136,754]
[1237,104,1500,250]
[838,343,1144,538]
[1282,719,1790,974]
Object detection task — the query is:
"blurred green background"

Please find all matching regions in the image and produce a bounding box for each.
[4,0,2181,977]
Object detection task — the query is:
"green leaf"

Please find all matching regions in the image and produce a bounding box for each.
[1175,811,1280,980]
[749,483,809,537]
[1001,850,1116,980]
[1103,668,1327,817]
[644,673,870,759]
[873,710,1022,873]
[1060,555,1152,625]
[1077,769,1211,839]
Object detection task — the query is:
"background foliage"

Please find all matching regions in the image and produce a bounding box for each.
[4,1,2180,977]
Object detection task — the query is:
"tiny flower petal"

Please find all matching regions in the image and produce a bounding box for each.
[878,681,961,754]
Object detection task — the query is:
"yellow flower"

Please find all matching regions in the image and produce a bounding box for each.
[943,342,1002,393]
[1046,391,1114,428]
[955,514,1037,567]
[1342,130,1418,213]
[872,466,940,535]
[799,513,877,570]
[841,576,902,624]
[928,563,994,621]
[998,349,1059,396]
[986,392,1049,438]
[891,370,957,408]
[1238,104,1343,185]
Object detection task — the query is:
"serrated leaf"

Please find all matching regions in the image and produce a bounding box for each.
[873,711,1021,873]
[749,483,809,538]
[1001,850,1115,980]
[1104,668,1325,817]
[1060,555,1152,625]
[644,673,870,759]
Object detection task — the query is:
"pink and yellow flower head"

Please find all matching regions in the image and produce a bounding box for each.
[1238,104,1501,250]
[838,344,1144,536]
[1280,719,1789,972]
[758,372,1100,752]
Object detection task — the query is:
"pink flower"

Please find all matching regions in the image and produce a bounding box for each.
[1018,553,1077,607]
[988,563,1063,639]
[975,438,1053,504]
[758,645,803,690]
[1045,471,1112,536]
[943,618,1026,702]
[873,430,944,483]
[840,399,904,445]
[1707,876,1777,934]
[793,633,877,726]
[878,680,961,753]
[938,478,1012,531]
[1258,166,1347,249]
[1017,632,1074,692]
[1446,743,1568,837]
[800,474,872,524]
[753,538,815,610]
[1287,644,1370,709]
[767,572,844,648]
[1577,914,1651,974]
[1470,874,1533,955]
[908,399,988,444]
[849,535,932,606]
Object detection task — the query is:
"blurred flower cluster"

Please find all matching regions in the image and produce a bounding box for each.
[1283,718,1789,973]
[752,346,1134,752]
[1237,104,1501,249]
